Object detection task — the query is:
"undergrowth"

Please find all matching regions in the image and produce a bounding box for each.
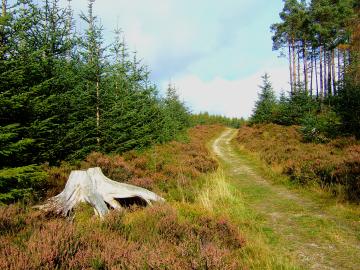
[236,124,360,201]
[0,125,250,269]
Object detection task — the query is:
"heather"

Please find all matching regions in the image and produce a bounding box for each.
[236,124,360,201]
[0,125,248,270]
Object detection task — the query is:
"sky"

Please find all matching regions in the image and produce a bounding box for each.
[62,0,289,118]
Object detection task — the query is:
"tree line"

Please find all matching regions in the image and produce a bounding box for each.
[252,0,359,141]
[190,112,245,128]
[271,0,356,98]
[0,0,190,203]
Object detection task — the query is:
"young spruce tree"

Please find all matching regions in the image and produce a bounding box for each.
[251,73,277,124]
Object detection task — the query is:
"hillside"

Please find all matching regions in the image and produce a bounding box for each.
[236,124,360,201]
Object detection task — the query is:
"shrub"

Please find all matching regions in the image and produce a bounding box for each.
[300,109,341,143]
[82,152,134,182]
[0,166,47,204]
[335,145,360,200]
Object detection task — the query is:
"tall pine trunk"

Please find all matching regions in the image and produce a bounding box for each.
[315,52,319,98]
[292,37,296,91]
[323,47,328,97]
[327,52,332,96]
[303,41,308,93]
[331,49,336,95]
[310,50,314,96]
[343,49,347,75]
[297,46,301,87]
[337,49,341,81]
[288,42,293,93]
[331,49,337,95]
[2,0,6,16]
[319,46,324,99]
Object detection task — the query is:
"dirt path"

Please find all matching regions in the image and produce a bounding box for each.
[211,128,360,270]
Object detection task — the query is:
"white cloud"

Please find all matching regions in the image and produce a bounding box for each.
[169,66,289,118]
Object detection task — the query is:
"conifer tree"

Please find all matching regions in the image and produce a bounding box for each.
[161,83,190,141]
[80,0,105,146]
[251,74,278,124]
[0,0,203,203]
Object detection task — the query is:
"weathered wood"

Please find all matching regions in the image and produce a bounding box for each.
[37,167,164,218]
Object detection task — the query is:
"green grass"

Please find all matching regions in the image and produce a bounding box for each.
[197,169,300,269]
[213,128,360,269]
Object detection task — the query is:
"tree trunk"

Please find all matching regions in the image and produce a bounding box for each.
[288,42,293,93]
[324,49,327,97]
[37,167,165,218]
[315,50,319,98]
[337,49,341,82]
[292,37,296,91]
[319,46,324,99]
[310,51,314,96]
[297,46,301,87]
[331,50,336,95]
[2,0,6,17]
[303,42,308,93]
[327,52,332,96]
[327,51,333,96]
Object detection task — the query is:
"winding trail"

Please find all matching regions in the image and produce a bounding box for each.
[211,128,360,270]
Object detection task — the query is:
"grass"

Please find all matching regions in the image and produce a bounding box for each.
[197,169,300,269]
[224,127,360,269]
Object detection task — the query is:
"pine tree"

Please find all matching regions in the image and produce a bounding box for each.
[251,74,278,124]
[161,83,190,141]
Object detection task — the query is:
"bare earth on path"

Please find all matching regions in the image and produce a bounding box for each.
[211,128,360,270]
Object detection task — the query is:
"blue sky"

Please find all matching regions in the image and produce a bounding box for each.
[63,0,289,118]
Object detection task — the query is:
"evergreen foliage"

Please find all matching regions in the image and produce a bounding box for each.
[275,90,318,126]
[260,0,360,142]
[251,75,343,143]
[0,165,47,204]
[0,0,190,203]
[160,83,190,141]
[190,112,245,128]
[250,74,277,124]
[335,79,360,138]
[300,109,341,143]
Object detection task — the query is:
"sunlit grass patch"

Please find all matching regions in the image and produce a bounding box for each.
[196,166,300,269]
[198,169,236,212]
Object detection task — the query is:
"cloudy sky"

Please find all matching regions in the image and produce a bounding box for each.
[63,0,289,118]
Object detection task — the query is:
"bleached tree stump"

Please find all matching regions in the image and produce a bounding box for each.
[38,167,164,218]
